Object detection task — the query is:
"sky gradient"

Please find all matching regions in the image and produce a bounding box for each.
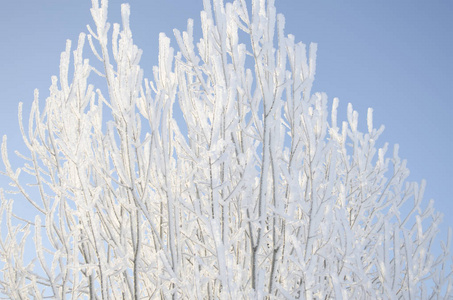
[0,1,452,245]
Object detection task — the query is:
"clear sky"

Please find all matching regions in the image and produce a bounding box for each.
[0,0,451,245]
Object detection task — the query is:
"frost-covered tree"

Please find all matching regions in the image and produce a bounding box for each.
[0,0,451,298]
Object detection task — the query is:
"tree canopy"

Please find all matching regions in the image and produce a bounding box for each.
[0,0,451,298]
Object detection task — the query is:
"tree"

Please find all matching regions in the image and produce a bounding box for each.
[0,0,451,298]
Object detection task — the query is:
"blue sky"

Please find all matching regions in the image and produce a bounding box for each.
[0,0,451,244]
